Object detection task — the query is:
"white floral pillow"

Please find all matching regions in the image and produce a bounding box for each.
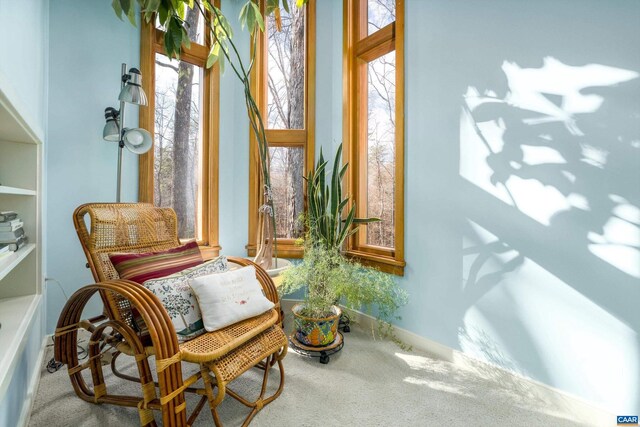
[142,256,228,342]
[190,266,275,332]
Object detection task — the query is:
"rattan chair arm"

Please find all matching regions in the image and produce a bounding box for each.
[58,279,181,355]
[73,204,100,282]
[55,279,188,425]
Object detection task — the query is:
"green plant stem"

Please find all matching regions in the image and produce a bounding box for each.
[205,1,278,261]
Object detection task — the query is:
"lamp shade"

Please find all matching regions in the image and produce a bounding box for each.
[123,128,152,154]
[103,107,120,141]
[118,68,148,106]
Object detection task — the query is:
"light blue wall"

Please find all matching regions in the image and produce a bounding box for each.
[0,0,48,139]
[45,0,140,332]
[313,0,640,415]
[218,0,251,257]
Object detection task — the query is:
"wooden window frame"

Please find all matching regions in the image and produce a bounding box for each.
[138,10,221,259]
[247,0,316,259]
[344,0,405,275]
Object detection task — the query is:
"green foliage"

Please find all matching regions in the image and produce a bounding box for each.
[110,0,304,66]
[283,142,408,345]
[280,242,408,339]
[306,143,380,251]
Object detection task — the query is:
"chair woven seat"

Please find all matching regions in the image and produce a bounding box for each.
[180,309,279,363]
[203,326,287,384]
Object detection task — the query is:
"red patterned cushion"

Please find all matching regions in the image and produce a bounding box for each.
[109,241,203,284]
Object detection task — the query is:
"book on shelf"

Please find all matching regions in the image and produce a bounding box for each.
[0,220,23,232]
[0,211,18,222]
[0,235,28,252]
[0,226,25,242]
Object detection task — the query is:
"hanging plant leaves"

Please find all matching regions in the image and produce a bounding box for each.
[111,0,123,20]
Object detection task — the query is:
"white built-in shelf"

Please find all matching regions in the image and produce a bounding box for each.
[0,81,42,144]
[0,185,36,196]
[0,294,41,400]
[0,243,36,282]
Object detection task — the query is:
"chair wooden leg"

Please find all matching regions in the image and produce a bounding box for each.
[200,350,286,427]
[200,364,224,427]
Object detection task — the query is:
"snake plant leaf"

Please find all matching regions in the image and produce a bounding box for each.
[353,217,381,223]
[318,149,326,195]
[339,163,348,180]
[337,204,357,245]
[330,144,342,225]
[338,198,349,214]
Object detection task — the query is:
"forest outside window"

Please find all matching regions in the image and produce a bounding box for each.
[344,0,405,275]
[248,0,316,258]
[138,6,220,257]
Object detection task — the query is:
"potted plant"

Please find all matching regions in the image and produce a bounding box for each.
[280,144,407,349]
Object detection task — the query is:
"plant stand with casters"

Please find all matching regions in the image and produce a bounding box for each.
[339,313,351,333]
[288,332,344,364]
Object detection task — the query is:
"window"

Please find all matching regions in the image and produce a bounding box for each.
[248,0,316,258]
[344,0,405,275]
[138,7,220,257]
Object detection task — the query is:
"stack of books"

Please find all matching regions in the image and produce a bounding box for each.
[0,211,28,259]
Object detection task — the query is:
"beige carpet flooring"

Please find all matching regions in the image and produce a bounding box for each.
[28,321,597,427]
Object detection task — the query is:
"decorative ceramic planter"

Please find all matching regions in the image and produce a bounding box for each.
[292,304,341,347]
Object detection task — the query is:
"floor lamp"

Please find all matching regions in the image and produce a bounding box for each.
[103,63,152,202]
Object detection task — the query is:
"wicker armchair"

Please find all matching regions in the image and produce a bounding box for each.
[55,203,287,426]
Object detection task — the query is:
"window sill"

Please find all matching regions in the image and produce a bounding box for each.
[245,244,405,274]
[345,249,406,276]
[199,245,221,260]
[245,242,304,259]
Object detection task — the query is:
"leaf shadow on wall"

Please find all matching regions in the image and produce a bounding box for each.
[455,57,640,406]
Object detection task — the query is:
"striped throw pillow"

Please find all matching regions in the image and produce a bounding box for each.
[109,241,203,284]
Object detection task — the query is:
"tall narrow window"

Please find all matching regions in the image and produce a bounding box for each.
[344,0,405,274]
[248,1,316,258]
[139,7,220,257]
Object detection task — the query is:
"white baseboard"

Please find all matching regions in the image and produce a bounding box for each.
[18,336,49,427]
[282,299,614,425]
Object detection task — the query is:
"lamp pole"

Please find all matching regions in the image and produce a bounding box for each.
[116,63,127,203]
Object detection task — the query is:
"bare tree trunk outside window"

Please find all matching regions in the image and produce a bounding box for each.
[172,8,199,239]
[286,7,305,237]
[267,6,306,239]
